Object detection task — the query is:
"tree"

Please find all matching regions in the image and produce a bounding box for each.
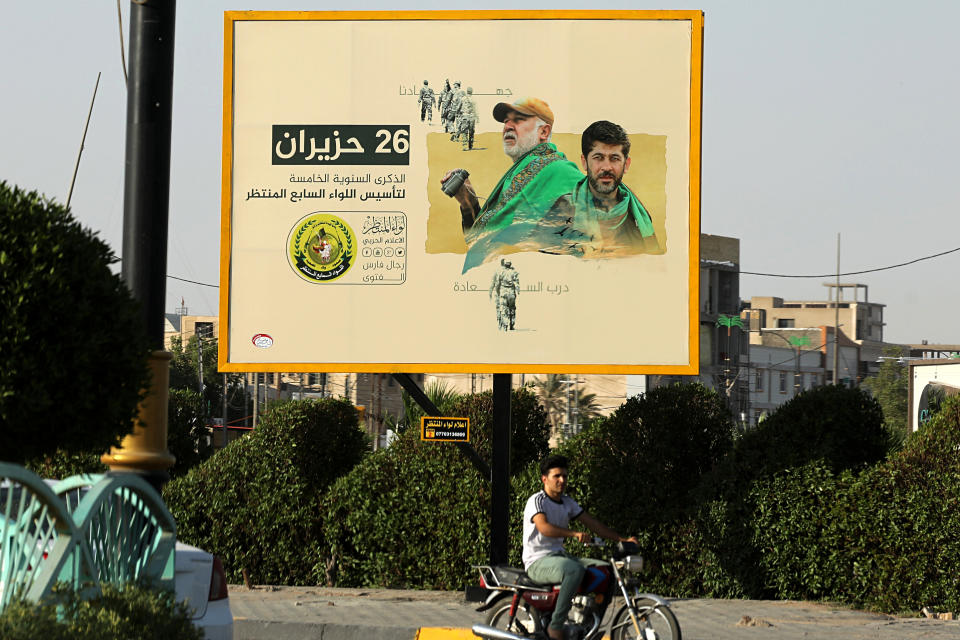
[168,334,247,427]
[391,379,462,433]
[0,182,150,463]
[861,346,909,448]
[531,374,567,434]
[167,388,214,477]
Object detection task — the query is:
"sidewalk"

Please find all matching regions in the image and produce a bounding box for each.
[229,586,960,640]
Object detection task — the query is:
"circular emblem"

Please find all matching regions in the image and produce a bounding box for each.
[287,213,357,283]
[252,333,274,349]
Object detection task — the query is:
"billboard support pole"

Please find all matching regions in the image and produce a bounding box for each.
[102,0,177,489]
[490,373,512,566]
[391,374,490,479]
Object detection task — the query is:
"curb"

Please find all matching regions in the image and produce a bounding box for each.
[235,623,475,640]
[235,620,422,640]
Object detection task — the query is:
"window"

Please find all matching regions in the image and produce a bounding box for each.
[755,369,764,392]
[777,319,795,328]
[779,372,787,393]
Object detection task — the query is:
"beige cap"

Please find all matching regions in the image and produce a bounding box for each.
[492,97,554,126]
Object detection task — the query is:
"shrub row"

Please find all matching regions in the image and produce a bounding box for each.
[164,398,368,585]
[167,381,960,614]
[0,583,201,640]
[322,388,549,589]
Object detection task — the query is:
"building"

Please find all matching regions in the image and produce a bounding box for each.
[745,326,860,427]
[744,283,887,381]
[648,234,748,421]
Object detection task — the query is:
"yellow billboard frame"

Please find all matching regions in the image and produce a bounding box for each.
[219,10,703,375]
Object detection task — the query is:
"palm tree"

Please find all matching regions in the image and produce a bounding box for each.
[531,374,567,435]
[575,392,602,425]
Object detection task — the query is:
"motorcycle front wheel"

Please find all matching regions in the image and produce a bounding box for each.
[609,598,681,640]
[485,595,543,637]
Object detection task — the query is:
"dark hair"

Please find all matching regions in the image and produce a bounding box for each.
[581,120,631,158]
[540,455,569,475]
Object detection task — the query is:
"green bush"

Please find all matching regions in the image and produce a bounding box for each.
[0,182,150,463]
[0,583,201,640]
[24,448,107,479]
[323,388,549,589]
[558,383,735,533]
[164,398,368,585]
[635,385,890,599]
[824,396,960,612]
[709,385,887,495]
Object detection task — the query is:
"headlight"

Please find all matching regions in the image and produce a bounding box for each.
[623,555,644,572]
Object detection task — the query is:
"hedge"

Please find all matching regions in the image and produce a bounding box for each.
[322,388,549,589]
[164,398,368,585]
[0,583,201,640]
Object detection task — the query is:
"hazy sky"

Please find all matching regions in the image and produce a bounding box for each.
[3,1,958,345]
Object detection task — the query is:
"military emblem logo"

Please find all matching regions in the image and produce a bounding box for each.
[288,213,357,283]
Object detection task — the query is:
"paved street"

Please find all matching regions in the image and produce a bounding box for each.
[229,586,959,640]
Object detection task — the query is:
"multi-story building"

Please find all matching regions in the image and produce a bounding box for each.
[746,326,860,427]
[744,283,886,381]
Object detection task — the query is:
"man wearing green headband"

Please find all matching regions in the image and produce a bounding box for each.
[441,97,583,273]
[537,120,660,258]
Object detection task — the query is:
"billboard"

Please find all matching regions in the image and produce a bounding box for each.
[219,10,703,374]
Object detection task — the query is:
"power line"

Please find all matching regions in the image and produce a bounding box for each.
[161,245,960,290]
[168,274,219,287]
[741,246,960,278]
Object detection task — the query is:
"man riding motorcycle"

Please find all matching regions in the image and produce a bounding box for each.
[523,455,637,640]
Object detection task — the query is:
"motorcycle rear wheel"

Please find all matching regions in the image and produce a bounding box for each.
[485,596,543,637]
[609,597,681,640]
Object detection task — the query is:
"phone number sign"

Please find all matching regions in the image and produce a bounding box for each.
[421,417,470,443]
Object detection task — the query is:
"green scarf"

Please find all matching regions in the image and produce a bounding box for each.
[571,177,656,241]
[462,143,583,273]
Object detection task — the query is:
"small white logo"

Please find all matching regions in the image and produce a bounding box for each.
[252,333,274,349]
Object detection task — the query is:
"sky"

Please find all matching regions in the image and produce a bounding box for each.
[2,1,959,345]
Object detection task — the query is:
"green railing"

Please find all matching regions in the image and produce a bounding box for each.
[0,463,175,611]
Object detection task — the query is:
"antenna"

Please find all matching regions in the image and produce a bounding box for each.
[66,72,101,209]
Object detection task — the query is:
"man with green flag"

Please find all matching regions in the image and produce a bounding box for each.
[537,120,660,258]
[441,97,583,273]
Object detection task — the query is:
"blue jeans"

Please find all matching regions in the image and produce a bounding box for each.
[526,551,607,631]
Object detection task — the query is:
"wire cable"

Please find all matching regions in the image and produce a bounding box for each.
[741,246,960,278]
[163,245,960,290]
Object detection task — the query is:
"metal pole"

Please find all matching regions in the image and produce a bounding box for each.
[253,375,259,428]
[833,234,840,384]
[103,0,177,487]
[490,373,512,566]
[121,0,176,349]
[222,373,228,448]
[197,335,204,395]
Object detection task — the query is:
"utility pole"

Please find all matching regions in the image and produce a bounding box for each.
[253,374,259,428]
[834,234,840,385]
[197,334,204,396]
[222,372,228,448]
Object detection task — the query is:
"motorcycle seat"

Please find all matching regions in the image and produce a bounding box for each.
[489,565,553,591]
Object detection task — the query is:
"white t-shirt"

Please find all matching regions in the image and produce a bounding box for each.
[522,490,583,568]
